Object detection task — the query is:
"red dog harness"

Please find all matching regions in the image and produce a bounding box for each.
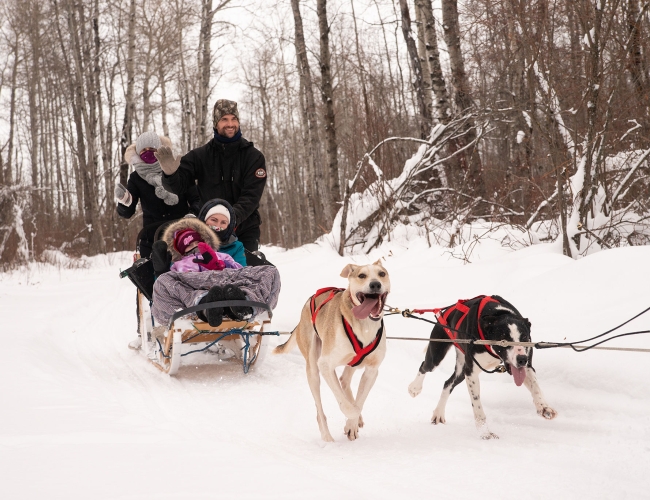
[414,295,500,358]
[310,287,384,367]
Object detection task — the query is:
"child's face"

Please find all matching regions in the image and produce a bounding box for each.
[206,213,229,231]
[184,241,199,255]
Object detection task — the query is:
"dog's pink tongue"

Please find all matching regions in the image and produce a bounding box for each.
[352,298,379,319]
[512,366,527,386]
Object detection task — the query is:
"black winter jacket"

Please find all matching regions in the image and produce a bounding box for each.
[116,170,201,227]
[162,137,267,236]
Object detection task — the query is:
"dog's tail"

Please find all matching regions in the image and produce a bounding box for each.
[273,327,298,354]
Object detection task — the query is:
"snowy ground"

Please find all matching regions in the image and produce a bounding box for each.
[1,232,649,499]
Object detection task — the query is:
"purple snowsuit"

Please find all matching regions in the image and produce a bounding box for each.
[151,265,281,325]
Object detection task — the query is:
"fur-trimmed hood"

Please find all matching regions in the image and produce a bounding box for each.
[124,136,173,165]
[160,217,221,262]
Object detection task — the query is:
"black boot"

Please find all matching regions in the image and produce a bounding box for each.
[223,284,253,321]
[198,286,224,327]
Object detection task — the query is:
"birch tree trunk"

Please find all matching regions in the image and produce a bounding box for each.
[350,0,372,140]
[317,0,340,215]
[290,0,326,231]
[577,0,604,236]
[119,0,136,185]
[5,39,18,186]
[175,0,193,150]
[197,0,213,143]
[93,0,114,248]
[398,0,431,138]
[159,50,170,138]
[27,2,42,212]
[441,0,484,197]
[414,1,433,120]
[416,0,451,124]
[67,0,105,254]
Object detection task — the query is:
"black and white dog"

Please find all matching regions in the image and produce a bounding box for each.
[408,295,557,439]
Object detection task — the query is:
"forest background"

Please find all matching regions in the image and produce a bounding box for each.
[1,0,649,267]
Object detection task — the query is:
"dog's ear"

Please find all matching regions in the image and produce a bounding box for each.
[372,259,384,266]
[481,315,499,329]
[340,264,358,278]
[524,318,531,329]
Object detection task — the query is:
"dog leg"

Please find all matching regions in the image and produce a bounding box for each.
[339,366,364,429]
[410,325,454,398]
[465,369,498,439]
[431,351,465,424]
[342,366,379,440]
[306,338,334,442]
[318,359,361,422]
[339,365,356,404]
[523,367,558,420]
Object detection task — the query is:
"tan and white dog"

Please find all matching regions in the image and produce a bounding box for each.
[274,261,390,442]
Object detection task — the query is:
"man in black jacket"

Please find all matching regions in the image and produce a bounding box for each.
[156,99,267,255]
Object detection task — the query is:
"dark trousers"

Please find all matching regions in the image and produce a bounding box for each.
[236,224,261,253]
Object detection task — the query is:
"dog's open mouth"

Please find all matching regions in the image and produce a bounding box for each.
[352,292,387,321]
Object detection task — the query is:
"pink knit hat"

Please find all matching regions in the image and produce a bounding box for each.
[173,229,203,254]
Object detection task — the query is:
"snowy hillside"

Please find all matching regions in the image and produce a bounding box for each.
[1,234,649,499]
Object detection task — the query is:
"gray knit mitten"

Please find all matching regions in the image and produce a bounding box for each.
[114,184,132,206]
[155,146,181,175]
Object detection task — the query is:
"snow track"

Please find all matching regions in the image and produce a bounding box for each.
[1,242,649,499]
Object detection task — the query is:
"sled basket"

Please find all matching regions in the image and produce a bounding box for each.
[120,257,155,301]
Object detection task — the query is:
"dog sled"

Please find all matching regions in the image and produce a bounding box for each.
[121,249,278,376]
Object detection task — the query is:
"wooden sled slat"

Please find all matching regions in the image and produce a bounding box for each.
[192,320,259,331]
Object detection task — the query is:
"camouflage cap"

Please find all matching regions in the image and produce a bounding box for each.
[213,99,239,128]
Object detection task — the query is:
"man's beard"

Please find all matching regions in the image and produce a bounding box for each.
[218,125,239,138]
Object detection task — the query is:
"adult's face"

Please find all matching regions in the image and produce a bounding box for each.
[205,213,229,231]
[216,114,240,138]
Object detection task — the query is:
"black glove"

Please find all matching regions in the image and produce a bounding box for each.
[151,240,172,275]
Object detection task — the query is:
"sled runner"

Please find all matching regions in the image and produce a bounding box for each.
[122,254,278,375]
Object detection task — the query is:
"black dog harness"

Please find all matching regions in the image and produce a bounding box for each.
[310,287,384,367]
[415,295,500,358]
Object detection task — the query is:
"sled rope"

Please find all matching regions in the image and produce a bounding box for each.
[273,330,650,353]
[380,305,650,353]
[274,304,650,353]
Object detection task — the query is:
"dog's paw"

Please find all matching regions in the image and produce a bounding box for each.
[476,421,498,439]
[321,432,335,443]
[344,418,360,441]
[358,414,364,428]
[408,383,422,398]
[538,406,558,420]
[431,411,446,425]
[431,408,447,425]
[408,373,425,398]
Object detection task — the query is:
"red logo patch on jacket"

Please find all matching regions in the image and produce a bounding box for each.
[255,168,267,178]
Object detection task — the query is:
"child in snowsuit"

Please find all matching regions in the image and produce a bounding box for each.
[169,227,241,273]
[151,218,266,327]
